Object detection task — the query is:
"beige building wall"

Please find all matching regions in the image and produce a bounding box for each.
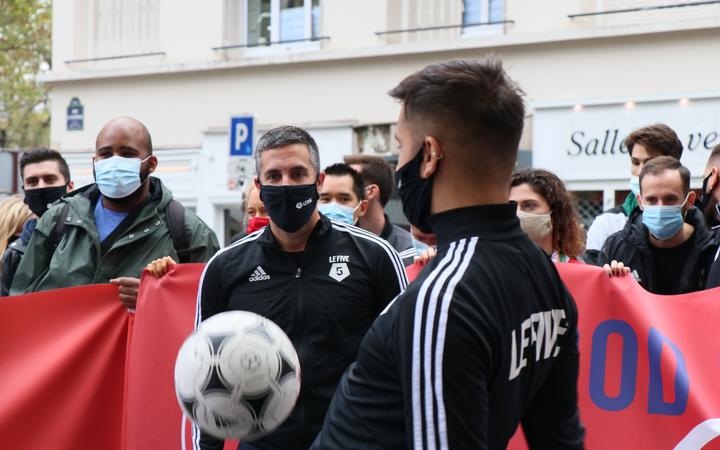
[44,0,720,237]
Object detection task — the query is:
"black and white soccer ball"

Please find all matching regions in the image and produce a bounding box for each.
[174,310,301,440]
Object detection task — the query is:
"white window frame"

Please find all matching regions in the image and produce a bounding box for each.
[242,0,320,56]
[462,0,504,38]
[89,0,161,58]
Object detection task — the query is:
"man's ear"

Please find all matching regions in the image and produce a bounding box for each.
[317,171,325,190]
[147,155,158,174]
[66,181,75,192]
[356,199,369,218]
[420,136,444,179]
[364,184,379,202]
[708,167,719,192]
[254,175,261,190]
[686,190,697,209]
[637,193,644,211]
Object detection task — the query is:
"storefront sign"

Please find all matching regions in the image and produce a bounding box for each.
[533,97,720,182]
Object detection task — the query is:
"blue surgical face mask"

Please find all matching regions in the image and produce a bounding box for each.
[629,176,640,196]
[641,194,689,240]
[94,155,150,199]
[319,202,358,225]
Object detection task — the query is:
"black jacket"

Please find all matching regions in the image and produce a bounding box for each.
[597,207,719,294]
[197,214,408,450]
[312,204,584,450]
[0,218,36,297]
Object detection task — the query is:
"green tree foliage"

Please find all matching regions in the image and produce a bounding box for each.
[0,0,51,148]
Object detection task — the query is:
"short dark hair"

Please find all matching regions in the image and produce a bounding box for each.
[388,58,525,175]
[640,156,690,195]
[19,148,71,184]
[343,154,394,206]
[624,124,683,160]
[255,126,320,175]
[323,163,365,202]
[708,144,720,167]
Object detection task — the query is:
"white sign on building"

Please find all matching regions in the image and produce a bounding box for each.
[533,96,720,184]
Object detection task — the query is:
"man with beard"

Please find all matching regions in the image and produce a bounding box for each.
[195,125,407,450]
[697,145,720,229]
[698,145,720,288]
[9,117,219,308]
[312,59,584,449]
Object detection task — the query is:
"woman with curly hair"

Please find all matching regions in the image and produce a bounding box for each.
[509,169,585,263]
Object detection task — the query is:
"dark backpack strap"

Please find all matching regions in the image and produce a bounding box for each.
[166,199,191,263]
[47,203,72,253]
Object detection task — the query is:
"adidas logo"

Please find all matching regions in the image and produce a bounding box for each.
[249,266,271,282]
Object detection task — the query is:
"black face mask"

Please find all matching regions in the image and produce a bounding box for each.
[259,182,319,233]
[396,145,434,234]
[23,185,68,217]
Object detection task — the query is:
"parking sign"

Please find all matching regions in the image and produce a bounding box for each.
[229,116,254,156]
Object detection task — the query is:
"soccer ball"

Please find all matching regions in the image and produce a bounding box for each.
[174,310,301,440]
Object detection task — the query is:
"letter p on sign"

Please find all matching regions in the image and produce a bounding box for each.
[230,116,254,156]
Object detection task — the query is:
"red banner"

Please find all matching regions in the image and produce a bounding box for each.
[510,264,720,449]
[0,284,128,450]
[2,264,720,449]
[124,264,237,450]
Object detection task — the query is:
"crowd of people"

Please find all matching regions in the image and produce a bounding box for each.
[1,57,720,449]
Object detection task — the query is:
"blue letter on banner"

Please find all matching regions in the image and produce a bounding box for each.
[589,320,638,411]
[647,327,689,416]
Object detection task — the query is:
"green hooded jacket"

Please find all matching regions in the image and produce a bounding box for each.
[10,178,219,295]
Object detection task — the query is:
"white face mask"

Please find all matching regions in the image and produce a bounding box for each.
[517,209,553,242]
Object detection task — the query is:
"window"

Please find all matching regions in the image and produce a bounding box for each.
[462,0,504,34]
[245,0,320,46]
[91,0,161,57]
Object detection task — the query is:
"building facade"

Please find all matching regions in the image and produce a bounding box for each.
[45,0,720,242]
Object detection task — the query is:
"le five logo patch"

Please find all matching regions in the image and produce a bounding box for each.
[328,255,350,282]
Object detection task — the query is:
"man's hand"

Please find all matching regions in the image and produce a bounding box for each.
[603,260,631,278]
[109,277,141,309]
[146,256,177,278]
[413,247,437,265]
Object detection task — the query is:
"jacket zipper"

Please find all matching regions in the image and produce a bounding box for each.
[293,227,318,443]
[294,257,307,440]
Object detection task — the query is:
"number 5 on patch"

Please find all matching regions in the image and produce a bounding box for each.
[329,263,350,282]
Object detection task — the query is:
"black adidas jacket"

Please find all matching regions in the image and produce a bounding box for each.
[196,214,408,450]
[312,204,585,450]
[597,207,719,294]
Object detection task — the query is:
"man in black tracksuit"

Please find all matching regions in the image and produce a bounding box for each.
[312,60,584,449]
[196,126,407,450]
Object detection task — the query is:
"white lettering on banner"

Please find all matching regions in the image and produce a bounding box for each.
[509,309,567,381]
[674,418,720,449]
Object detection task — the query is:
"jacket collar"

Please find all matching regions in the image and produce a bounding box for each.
[380,214,394,240]
[256,211,332,248]
[430,203,525,248]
